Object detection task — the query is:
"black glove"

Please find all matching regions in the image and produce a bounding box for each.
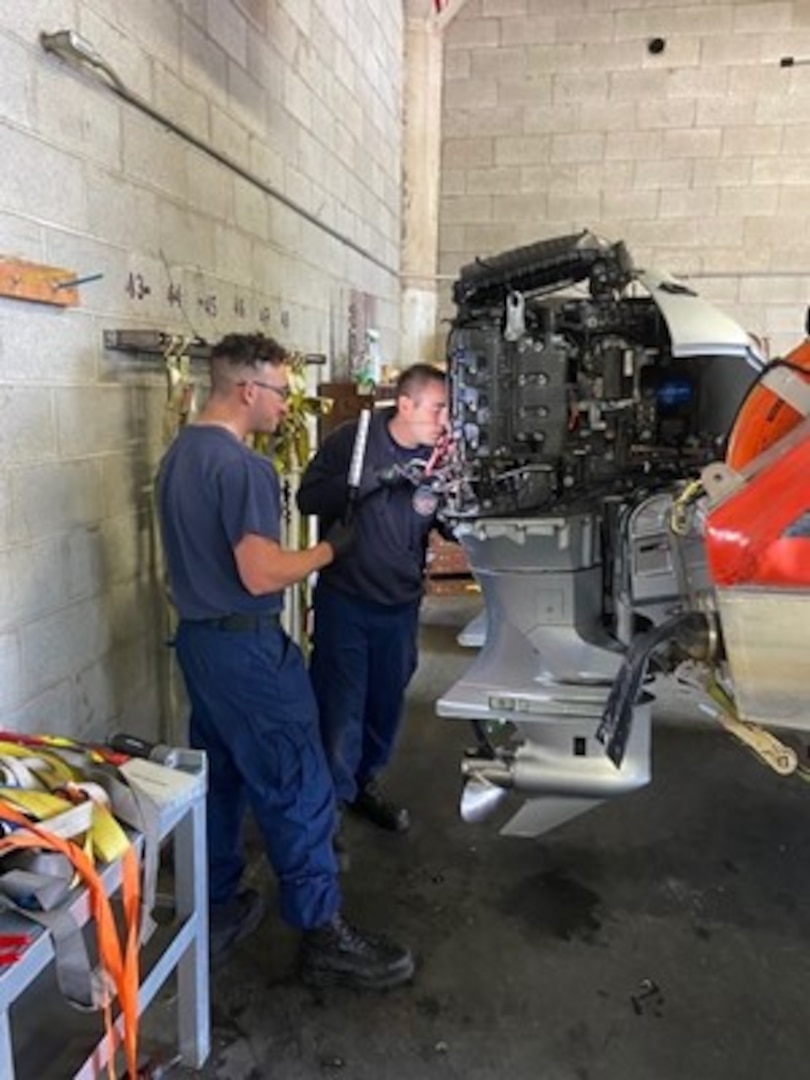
[324,518,356,559]
[358,463,405,499]
[377,465,404,487]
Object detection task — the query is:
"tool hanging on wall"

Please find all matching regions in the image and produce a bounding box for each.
[162,335,197,440]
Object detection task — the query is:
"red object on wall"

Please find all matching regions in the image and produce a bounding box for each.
[706,425,810,587]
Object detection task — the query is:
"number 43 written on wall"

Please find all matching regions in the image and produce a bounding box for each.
[125,272,151,300]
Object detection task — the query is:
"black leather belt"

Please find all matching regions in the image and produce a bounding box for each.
[195,613,281,632]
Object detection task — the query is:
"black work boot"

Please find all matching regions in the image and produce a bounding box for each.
[349,780,410,833]
[210,887,266,966]
[333,809,350,873]
[300,913,415,990]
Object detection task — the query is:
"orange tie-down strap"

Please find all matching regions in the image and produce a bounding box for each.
[0,800,141,1080]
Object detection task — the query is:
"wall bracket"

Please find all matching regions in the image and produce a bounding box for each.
[103,329,212,360]
[0,257,82,307]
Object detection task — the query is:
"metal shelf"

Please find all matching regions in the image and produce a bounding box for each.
[0,751,210,1078]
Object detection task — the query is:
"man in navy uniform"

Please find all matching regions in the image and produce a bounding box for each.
[298,364,449,838]
[157,333,414,989]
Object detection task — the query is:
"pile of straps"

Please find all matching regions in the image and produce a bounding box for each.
[0,731,165,1080]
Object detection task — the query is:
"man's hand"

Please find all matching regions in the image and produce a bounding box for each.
[358,463,405,499]
[377,465,404,487]
[324,518,356,559]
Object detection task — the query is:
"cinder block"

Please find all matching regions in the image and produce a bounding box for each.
[0,125,86,230]
[498,75,553,106]
[187,153,235,221]
[702,33,764,67]
[0,536,68,632]
[663,127,722,159]
[441,169,467,196]
[546,191,601,223]
[718,185,779,217]
[551,132,606,164]
[734,2,792,32]
[0,469,23,550]
[154,63,210,139]
[500,17,554,46]
[602,189,659,219]
[0,309,97,385]
[443,137,495,169]
[482,0,528,16]
[556,13,614,43]
[778,184,810,216]
[444,77,498,109]
[0,387,57,465]
[122,111,189,199]
[3,682,76,738]
[15,459,103,543]
[0,630,21,710]
[658,187,719,219]
[578,101,637,133]
[754,156,810,185]
[471,47,527,81]
[554,71,611,103]
[73,657,117,740]
[634,158,692,189]
[524,102,577,133]
[0,33,33,127]
[495,134,550,166]
[577,161,634,192]
[467,166,521,195]
[696,97,756,128]
[208,0,248,66]
[445,19,500,49]
[157,200,217,268]
[743,217,806,251]
[65,525,105,602]
[54,387,134,459]
[637,100,696,129]
[693,156,751,187]
[181,18,228,104]
[605,129,663,161]
[739,275,806,305]
[85,171,161,253]
[722,126,782,158]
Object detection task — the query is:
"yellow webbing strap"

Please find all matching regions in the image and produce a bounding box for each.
[0,800,141,1079]
[0,775,131,864]
[0,740,77,789]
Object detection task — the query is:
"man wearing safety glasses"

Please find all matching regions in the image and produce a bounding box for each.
[157,333,414,990]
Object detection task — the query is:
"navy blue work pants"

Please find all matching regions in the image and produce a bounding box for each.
[175,620,341,930]
[309,583,420,805]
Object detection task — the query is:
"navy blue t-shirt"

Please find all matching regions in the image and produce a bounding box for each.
[297,409,437,606]
[156,425,282,620]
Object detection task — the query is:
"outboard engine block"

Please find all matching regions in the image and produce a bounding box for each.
[438,231,764,837]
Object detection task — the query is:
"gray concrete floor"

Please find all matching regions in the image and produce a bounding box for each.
[161,596,810,1079]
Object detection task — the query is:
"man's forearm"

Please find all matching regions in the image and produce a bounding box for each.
[235,534,333,595]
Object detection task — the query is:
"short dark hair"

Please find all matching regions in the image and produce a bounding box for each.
[395,362,446,403]
[209,333,287,392]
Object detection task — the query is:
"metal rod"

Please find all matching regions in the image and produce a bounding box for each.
[39,29,398,278]
[54,272,104,290]
[346,407,372,522]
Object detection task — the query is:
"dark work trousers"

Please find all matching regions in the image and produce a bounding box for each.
[309,582,420,805]
[175,619,341,929]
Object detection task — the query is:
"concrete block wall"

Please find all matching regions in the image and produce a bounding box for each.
[0,0,404,741]
[440,0,810,357]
